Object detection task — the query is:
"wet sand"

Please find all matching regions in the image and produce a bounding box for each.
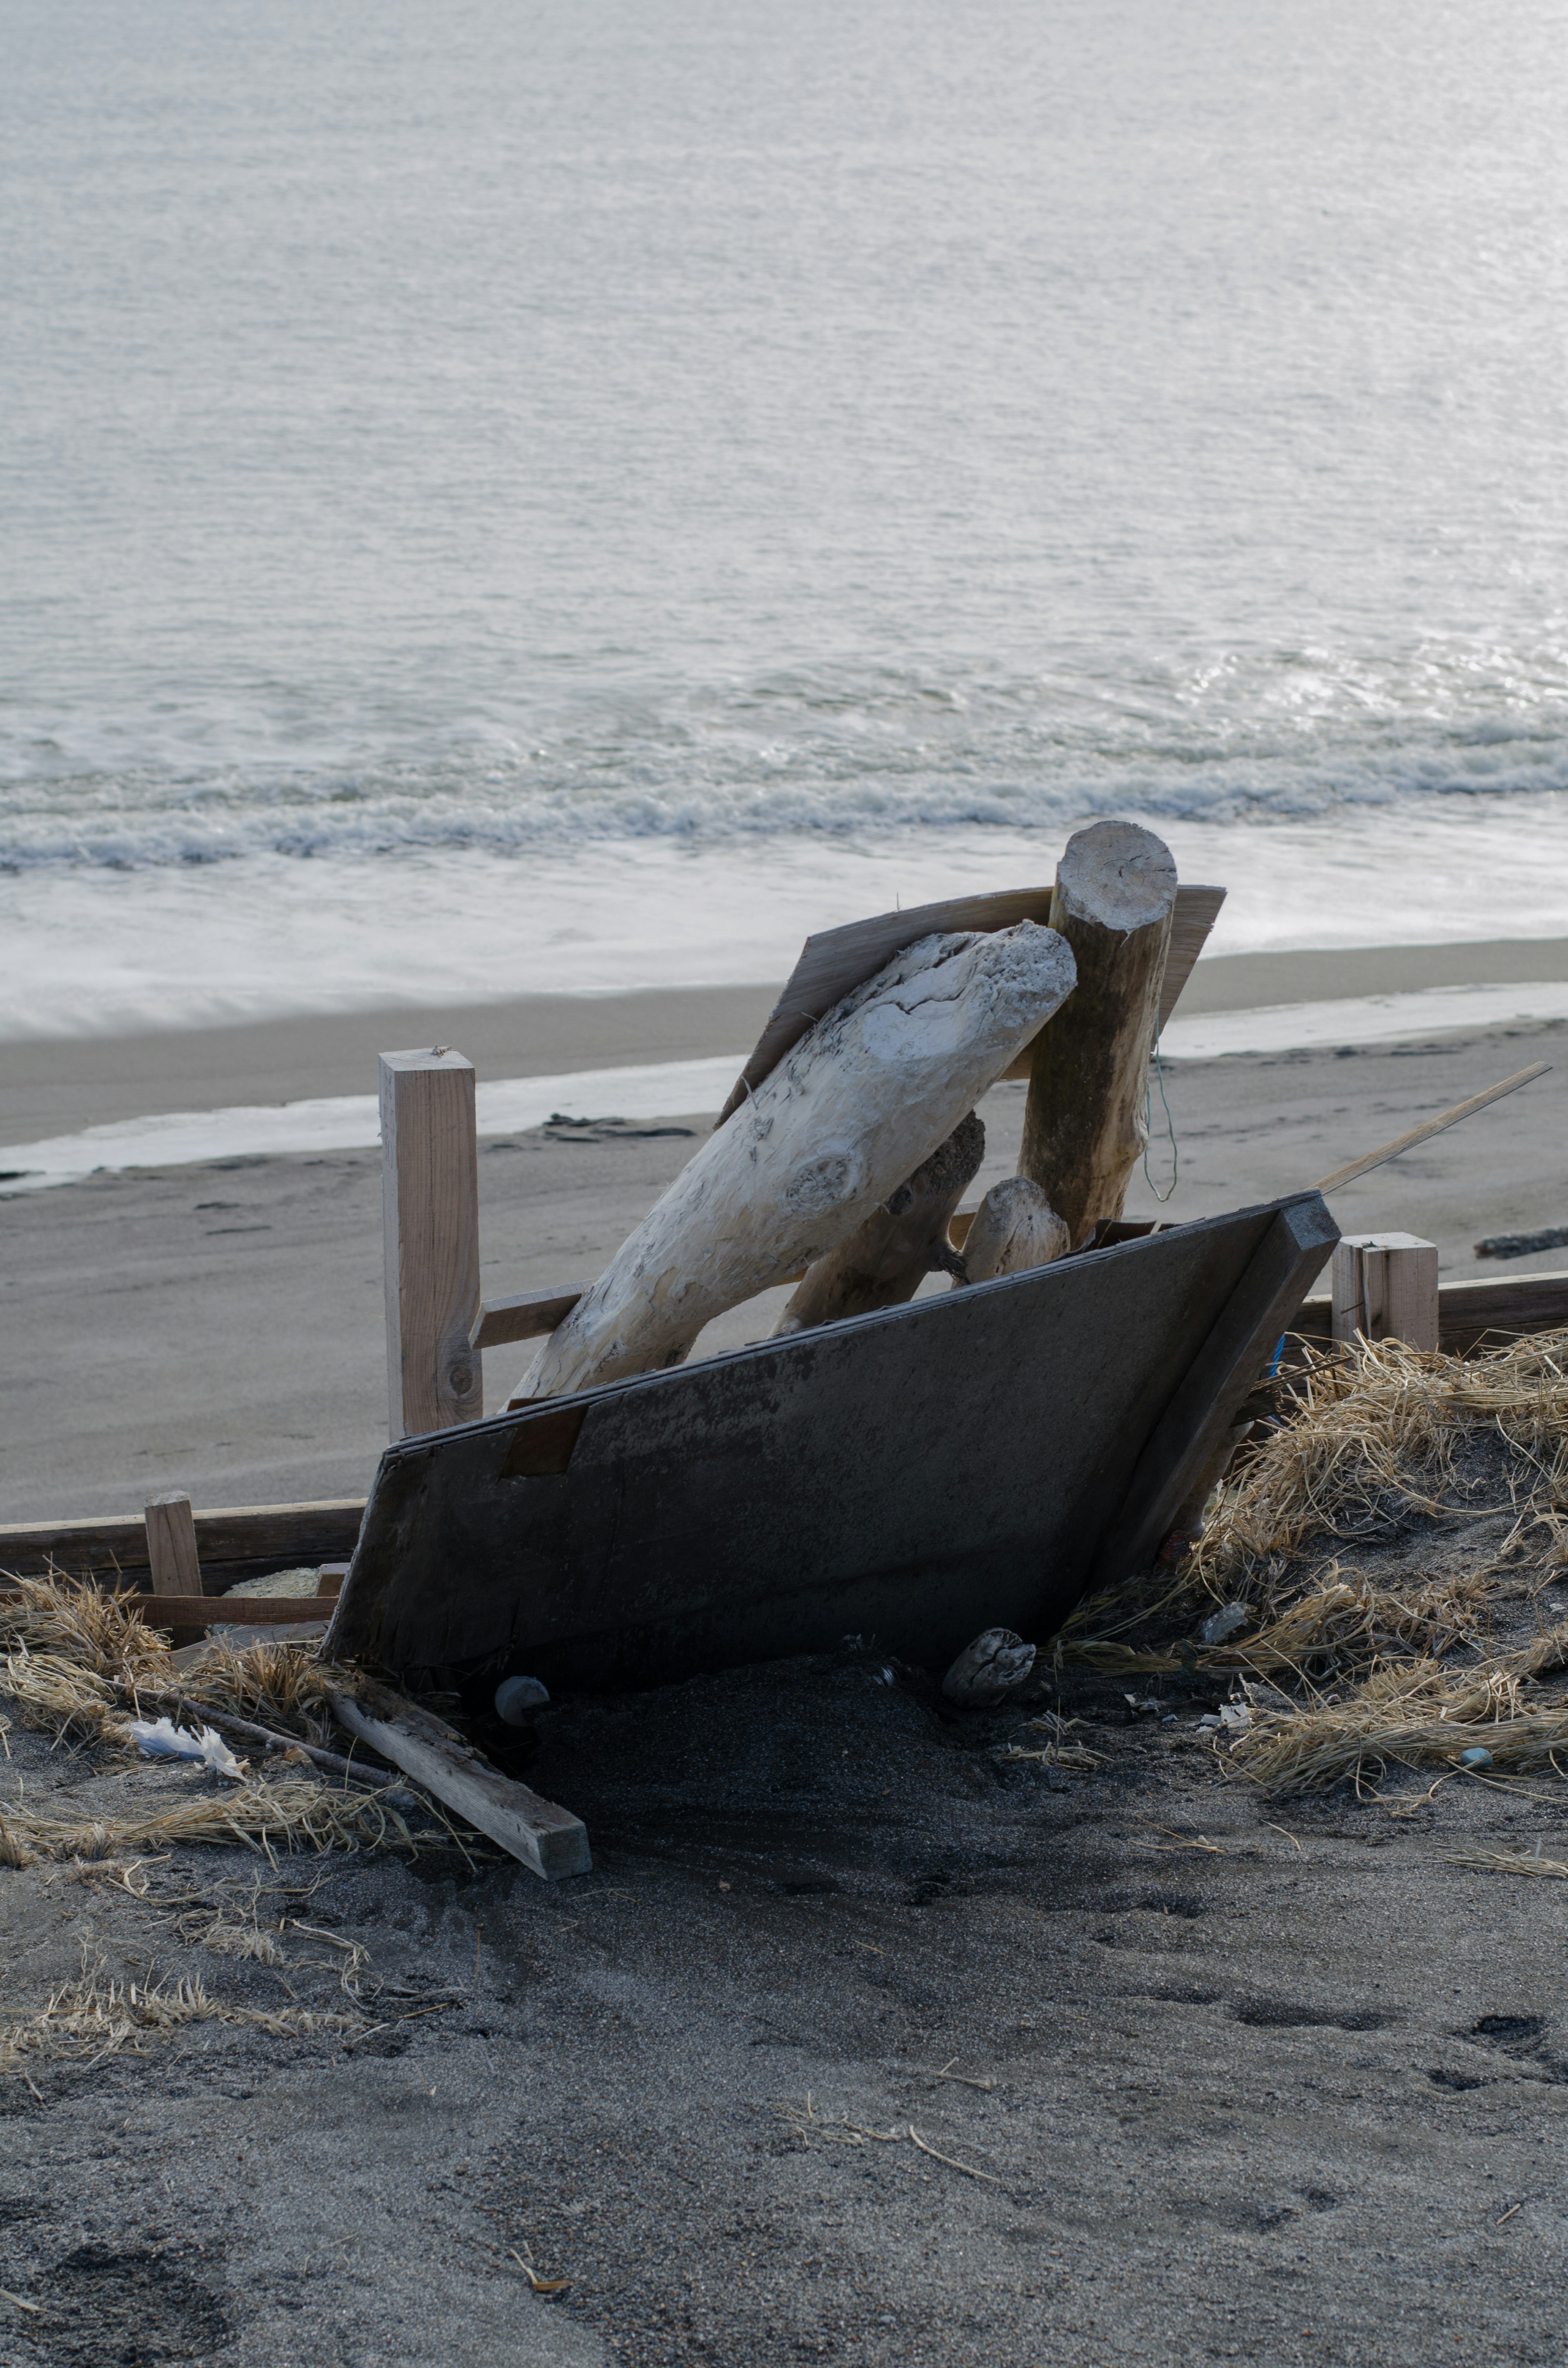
[2,1015,1564,1526]
[4,937,1567,1145]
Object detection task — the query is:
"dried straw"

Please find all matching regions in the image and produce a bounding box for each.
[1192,1329,1568,1603]
[1224,1660,1568,1794]
[0,1949,367,2073]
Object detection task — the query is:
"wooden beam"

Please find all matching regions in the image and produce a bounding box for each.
[0,1593,330,1625]
[328,1683,590,1881]
[144,1494,202,1594]
[469,1284,587,1352]
[1331,1233,1439,1351]
[1288,1269,1568,1360]
[0,1498,365,1586]
[379,1047,483,1440]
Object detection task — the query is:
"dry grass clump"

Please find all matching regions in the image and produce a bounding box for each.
[0,1950,368,2074]
[0,1573,480,1864]
[1192,1329,1568,1603]
[0,1779,436,1866]
[1227,1659,1568,1794]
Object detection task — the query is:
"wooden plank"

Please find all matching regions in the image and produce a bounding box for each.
[1289,1271,1568,1359]
[328,1683,590,1881]
[1315,1064,1550,1194]
[469,1283,588,1352]
[0,1594,330,1625]
[144,1494,203,1594]
[0,1498,365,1585]
[327,1193,1333,1687]
[380,1048,483,1440]
[714,881,1227,1124]
[1089,1193,1340,1587]
[1331,1233,1439,1351]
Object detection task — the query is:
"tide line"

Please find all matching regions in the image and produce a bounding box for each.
[2,980,1564,1192]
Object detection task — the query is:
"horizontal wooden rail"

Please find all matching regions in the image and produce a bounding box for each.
[0,1594,332,1627]
[1288,1270,1568,1358]
[0,1498,364,1588]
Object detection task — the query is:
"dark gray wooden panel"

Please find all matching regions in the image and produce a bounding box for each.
[328,1192,1335,1686]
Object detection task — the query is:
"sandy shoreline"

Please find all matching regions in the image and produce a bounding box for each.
[2,1014,1564,1527]
[4,936,1567,1146]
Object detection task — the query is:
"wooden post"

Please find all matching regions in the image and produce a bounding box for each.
[1331,1233,1440,1352]
[1017,821,1178,1247]
[380,1048,483,1440]
[145,1491,205,1646]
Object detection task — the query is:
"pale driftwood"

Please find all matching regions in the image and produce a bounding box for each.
[328,1683,590,1880]
[513,924,1076,1401]
[1330,1233,1439,1352]
[775,1113,985,1336]
[1018,821,1178,1249]
[380,1048,483,1440]
[941,1628,1036,1707]
[1315,1062,1550,1193]
[715,881,1222,1124]
[956,1177,1069,1285]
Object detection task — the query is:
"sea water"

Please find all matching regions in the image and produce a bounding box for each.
[4,0,1566,1039]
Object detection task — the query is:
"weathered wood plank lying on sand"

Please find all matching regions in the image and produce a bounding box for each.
[329,1682,591,1882]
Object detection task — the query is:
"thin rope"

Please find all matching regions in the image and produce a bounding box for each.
[1142,1036,1179,1203]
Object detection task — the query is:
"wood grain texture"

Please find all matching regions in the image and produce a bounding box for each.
[379,1048,483,1440]
[715,880,1225,1125]
[1289,1271,1568,1359]
[329,1683,590,1881]
[0,1499,365,1585]
[469,1283,588,1351]
[776,1112,984,1334]
[144,1494,203,1594]
[0,1593,334,1626]
[1331,1233,1440,1351]
[958,1177,1069,1283]
[1018,823,1179,1248]
[513,925,1075,1400]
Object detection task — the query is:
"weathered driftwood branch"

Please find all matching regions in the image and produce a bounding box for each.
[775,1112,985,1335]
[513,923,1076,1400]
[1018,820,1177,1248]
[956,1177,1069,1285]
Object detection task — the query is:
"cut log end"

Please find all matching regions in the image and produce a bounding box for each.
[956,1177,1069,1285]
[1052,818,1178,936]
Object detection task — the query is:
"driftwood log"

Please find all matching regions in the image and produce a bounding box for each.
[1018,820,1177,1247]
[513,923,1076,1400]
[956,1176,1069,1285]
[775,1112,985,1335]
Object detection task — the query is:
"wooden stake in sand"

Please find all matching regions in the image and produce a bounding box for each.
[512,923,1076,1400]
[379,1048,483,1440]
[1018,821,1178,1248]
[956,1176,1069,1284]
[775,1112,985,1335]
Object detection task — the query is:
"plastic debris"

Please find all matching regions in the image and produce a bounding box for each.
[1196,1603,1249,1648]
[124,1717,247,1780]
[941,1628,1036,1708]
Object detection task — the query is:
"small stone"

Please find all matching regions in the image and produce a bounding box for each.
[941,1628,1036,1707]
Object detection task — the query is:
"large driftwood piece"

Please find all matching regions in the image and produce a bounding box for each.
[715,882,1223,1124]
[957,1177,1069,1284]
[514,925,1076,1400]
[1018,821,1178,1248]
[775,1113,984,1335]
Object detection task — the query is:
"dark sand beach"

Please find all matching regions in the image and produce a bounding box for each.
[4,958,1568,2368]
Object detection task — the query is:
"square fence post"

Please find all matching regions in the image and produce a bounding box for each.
[380,1048,483,1440]
[1330,1232,1439,1352]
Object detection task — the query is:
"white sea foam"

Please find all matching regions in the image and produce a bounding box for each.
[5,983,1564,1193]
[2,797,1565,1045]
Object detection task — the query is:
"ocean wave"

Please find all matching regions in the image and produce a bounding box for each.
[4,663,1568,871]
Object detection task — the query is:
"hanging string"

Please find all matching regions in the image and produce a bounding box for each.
[1142,1035,1179,1203]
